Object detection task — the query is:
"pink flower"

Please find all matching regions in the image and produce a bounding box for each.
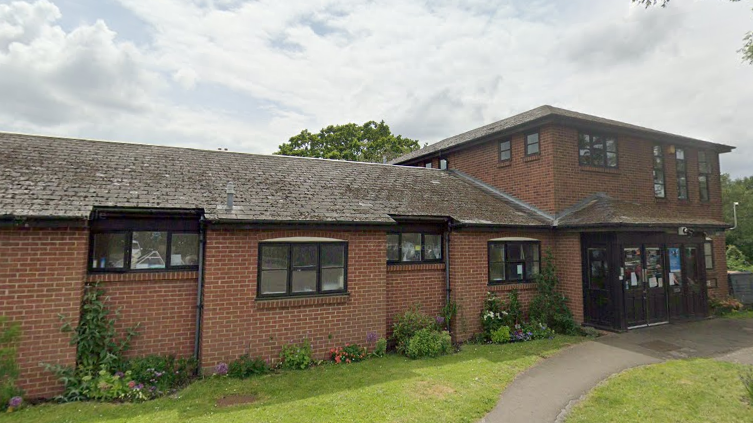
[128,381,136,389]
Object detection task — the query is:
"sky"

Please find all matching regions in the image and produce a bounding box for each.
[0,0,752,177]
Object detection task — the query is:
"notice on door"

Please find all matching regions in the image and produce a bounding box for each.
[669,248,681,272]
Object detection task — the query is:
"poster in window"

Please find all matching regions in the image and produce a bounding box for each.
[669,248,681,272]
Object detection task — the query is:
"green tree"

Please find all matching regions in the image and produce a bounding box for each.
[634,0,752,64]
[276,120,421,163]
[722,173,753,260]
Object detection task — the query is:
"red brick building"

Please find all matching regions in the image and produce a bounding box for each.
[0,105,733,398]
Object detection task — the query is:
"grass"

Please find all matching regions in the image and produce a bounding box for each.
[723,309,753,320]
[2,336,581,423]
[566,359,753,423]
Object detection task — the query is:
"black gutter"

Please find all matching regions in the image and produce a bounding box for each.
[0,216,89,228]
[555,222,732,230]
[193,215,207,367]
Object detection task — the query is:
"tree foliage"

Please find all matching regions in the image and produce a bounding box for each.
[722,173,753,262]
[633,0,752,64]
[276,120,421,163]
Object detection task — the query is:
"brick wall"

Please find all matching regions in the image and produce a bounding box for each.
[386,263,445,336]
[0,228,87,398]
[88,272,198,358]
[707,233,730,298]
[449,229,555,341]
[553,232,584,322]
[200,228,387,369]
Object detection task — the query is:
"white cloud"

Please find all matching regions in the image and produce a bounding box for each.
[0,0,752,178]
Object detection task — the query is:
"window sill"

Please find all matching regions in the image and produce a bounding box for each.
[579,165,619,174]
[497,160,512,168]
[387,263,446,272]
[487,282,536,291]
[523,154,541,163]
[87,271,198,283]
[255,293,350,309]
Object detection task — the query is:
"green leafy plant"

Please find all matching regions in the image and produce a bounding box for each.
[741,370,753,405]
[528,250,579,335]
[727,245,753,272]
[481,290,522,338]
[490,326,511,344]
[0,317,23,412]
[280,340,313,370]
[405,329,452,359]
[330,344,367,364]
[44,283,141,402]
[372,338,387,357]
[439,301,458,332]
[391,306,435,354]
[227,354,269,378]
[80,366,139,401]
[124,355,197,394]
[709,296,745,316]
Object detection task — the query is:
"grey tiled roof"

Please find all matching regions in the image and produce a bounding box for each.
[0,132,550,226]
[391,105,734,164]
[554,193,729,229]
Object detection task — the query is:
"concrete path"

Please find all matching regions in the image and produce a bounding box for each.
[480,318,753,423]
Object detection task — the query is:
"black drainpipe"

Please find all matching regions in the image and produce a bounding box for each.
[445,220,452,332]
[193,215,206,369]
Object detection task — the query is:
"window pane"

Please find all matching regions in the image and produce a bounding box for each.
[260,270,287,295]
[261,245,289,270]
[500,149,511,161]
[423,234,442,261]
[677,160,686,172]
[507,262,524,281]
[579,134,591,166]
[676,149,685,161]
[292,270,317,293]
[489,243,505,263]
[131,231,167,269]
[507,243,524,261]
[654,183,666,198]
[170,233,199,267]
[490,263,505,282]
[591,136,605,166]
[401,233,422,262]
[92,233,126,269]
[605,137,617,153]
[500,141,511,161]
[440,159,448,170]
[322,244,345,268]
[387,234,400,262]
[704,242,714,269]
[589,248,607,290]
[526,133,539,146]
[678,177,688,200]
[606,152,618,168]
[292,244,318,268]
[425,162,432,169]
[526,142,540,155]
[524,244,540,279]
[322,268,345,291]
[699,175,709,201]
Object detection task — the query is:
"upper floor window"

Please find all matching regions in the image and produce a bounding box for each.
[525,132,540,156]
[258,242,347,297]
[578,133,618,168]
[676,148,688,200]
[499,140,511,162]
[90,230,199,272]
[652,145,666,198]
[424,162,433,169]
[387,232,442,263]
[698,151,710,202]
[488,240,540,284]
[440,159,448,170]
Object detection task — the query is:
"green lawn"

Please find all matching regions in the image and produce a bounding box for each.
[2,337,581,423]
[566,359,753,423]
[723,310,753,320]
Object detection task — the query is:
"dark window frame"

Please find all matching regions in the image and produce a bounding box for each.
[578,132,619,169]
[676,148,688,200]
[257,242,348,298]
[704,240,715,270]
[653,144,666,199]
[698,151,711,202]
[499,139,512,162]
[88,229,199,273]
[387,232,444,264]
[525,131,540,156]
[487,241,541,285]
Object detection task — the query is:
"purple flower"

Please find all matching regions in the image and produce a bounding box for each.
[366,331,378,344]
[114,371,125,378]
[136,383,144,390]
[8,397,22,408]
[215,362,229,375]
[436,316,445,325]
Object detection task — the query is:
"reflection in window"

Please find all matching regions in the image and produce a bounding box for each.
[704,241,714,270]
[131,231,167,269]
[653,145,665,198]
[500,140,511,161]
[488,241,540,284]
[259,243,347,297]
[698,151,710,202]
[387,233,443,263]
[676,149,688,200]
[588,248,608,290]
[90,230,199,272]
[579,132,618,168]
[525,132,540,156]
[91,233,127,269]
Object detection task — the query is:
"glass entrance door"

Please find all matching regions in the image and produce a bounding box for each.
[622,245,669,328]
[684,246,706,317]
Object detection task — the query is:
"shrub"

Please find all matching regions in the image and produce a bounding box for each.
[373,338,387,357]
[227,354,269,378]
[490,326,511,344]
[528,250,579,335]
[0,317,22,412]
[80,366,143,401]
[727,245,753,272]
[280,340,313,370]
[330,344,367,364]
[405,329,452,359]
[439,301,458,332]
[391,306,435,354]
[481,290,522,338]
[710,296,745,316]
[124,355,197,395]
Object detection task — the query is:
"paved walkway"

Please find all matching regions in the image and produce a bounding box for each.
[480,318,753,423]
